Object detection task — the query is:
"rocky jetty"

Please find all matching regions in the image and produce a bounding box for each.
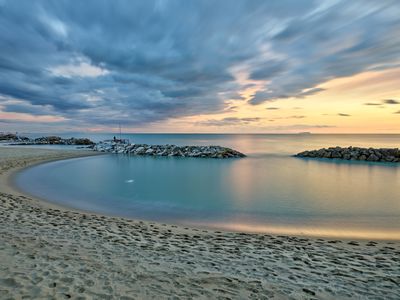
[295,146,400,163]
[94,141,245,158]
[33,136,95,145]
[7,135,95,146]
[0,133,29,142]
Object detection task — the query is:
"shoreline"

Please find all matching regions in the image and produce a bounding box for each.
[10,148,399,241]
[9,155,106,214]
[1,148,103,210]
[1,147,399,298]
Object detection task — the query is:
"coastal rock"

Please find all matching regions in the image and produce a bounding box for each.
[295,146,400,163]
[94,142,245,159]
[359,154,367,161]
[367,154,379,162]
[134,146,145,154]
[5,135,95,146]
[0,133,30,142]
[145,148,154,155]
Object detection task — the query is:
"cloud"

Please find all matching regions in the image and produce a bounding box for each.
[0,0,399,130]
[383,99,400,105]
[249,60,287,80]
[250,87,325,105]
[262,124,336,131]
[289,115,306,119]
[199,117,262,126]
[394,110,400,114]
[266,107,280,110]
[296,88,326,98]
[249,1,400,105]
[364,99,399,106]
[49,60,109,78]
[338,113,351,117]
[2,102,54,116]
[364,102,382,106]
[270,115,306,120]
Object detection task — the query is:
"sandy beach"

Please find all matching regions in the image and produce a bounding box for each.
[0,147,399,299]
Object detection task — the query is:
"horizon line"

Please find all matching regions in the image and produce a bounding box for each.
[5,131,400,135]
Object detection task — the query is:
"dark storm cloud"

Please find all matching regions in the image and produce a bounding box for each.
[0,0,399,129]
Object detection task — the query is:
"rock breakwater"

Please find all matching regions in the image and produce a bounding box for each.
[295,146,400,163]
[94,142,245,158]
[0,133,30,142]
[7,135,95,146]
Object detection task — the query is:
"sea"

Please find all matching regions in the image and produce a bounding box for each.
[15,133,400,239]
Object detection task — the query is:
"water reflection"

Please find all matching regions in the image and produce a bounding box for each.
[17,153,400,239]
[14,134,400,239]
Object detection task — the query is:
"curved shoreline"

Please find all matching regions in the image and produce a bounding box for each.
[2,148,104,210]
[11,149,400,241]
[10,155,108,214]
[1,147,399,299]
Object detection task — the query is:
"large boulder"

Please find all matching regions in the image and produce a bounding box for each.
[134,146,146,155]
[367,154,379,162]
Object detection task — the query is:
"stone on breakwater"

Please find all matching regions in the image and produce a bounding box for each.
[94,142,246,159]
[295,146,400,163]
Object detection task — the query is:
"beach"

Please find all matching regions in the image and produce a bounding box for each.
[0,147,399,299]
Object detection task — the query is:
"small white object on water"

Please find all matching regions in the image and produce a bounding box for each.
[125,179,134,183]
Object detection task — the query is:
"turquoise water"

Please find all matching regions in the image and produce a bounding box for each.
[16,134,400,239]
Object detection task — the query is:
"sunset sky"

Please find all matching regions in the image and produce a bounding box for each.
[0,0,399,133]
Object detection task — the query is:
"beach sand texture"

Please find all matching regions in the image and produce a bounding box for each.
[0,147,399,299]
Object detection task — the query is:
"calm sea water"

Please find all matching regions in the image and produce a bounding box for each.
[16,134,400,239]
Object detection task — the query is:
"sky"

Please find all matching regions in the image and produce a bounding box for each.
[0,0,399,134]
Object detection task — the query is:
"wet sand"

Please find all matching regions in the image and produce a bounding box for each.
[0,147,399,299]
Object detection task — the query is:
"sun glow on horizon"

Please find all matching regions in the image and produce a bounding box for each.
[126,67,400,134]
